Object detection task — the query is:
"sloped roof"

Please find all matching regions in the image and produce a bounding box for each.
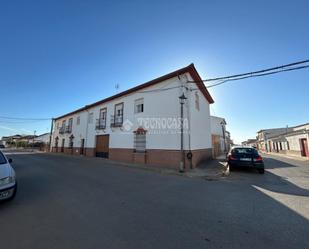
[55,64,214,120]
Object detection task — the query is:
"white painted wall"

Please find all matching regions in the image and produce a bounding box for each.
[51,73,213,151]
[286,133,309,151]
[293,124,309,131]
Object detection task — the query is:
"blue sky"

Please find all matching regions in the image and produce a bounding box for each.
[0,0,308,143]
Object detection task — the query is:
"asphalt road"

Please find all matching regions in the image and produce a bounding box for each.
[0,153,308,249]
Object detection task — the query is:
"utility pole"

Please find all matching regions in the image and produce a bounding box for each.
[49,118,54,152]
[32,130,36,152]
[179,93,187,173]
[220,121,227,153]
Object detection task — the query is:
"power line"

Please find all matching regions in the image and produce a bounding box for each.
[206,64,309,88]
[188,59,309,83]
[0,116,51,121]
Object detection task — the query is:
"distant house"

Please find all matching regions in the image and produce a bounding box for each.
[242,139,257,147]
[51,64,215,169]
[31,133,51,151]
[210,116,232,157]
[33,133,50,144]
[1,134,37,147]
[266,123,309,157]
[256,128,292,152]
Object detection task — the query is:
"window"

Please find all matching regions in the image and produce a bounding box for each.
[77,116,80,125]
[232,148,257,155]
[134,128,146,152]
[69,135,74,148]
[195,92,200,111]
[96,108,107,129]
[100,108,107,121]
[0,151,7,164]
[68,118,73,132]
[88,112,94,124]
[54,137,59,148]
[111,103,124,127]
[135,98,144,113]
[56,122,60,129]
[60,120,66,134]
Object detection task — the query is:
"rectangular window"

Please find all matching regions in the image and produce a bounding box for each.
[68,118,73,131]
[88,112,94,124]
[195,92,200,111]
[111,103,124,127]
[134,98,144,113]
[76,116,80,125]
[96,108,107,129]
[134,133,146,152]
[66,118,73,133]
[60,120,66,134]
[100,108,107,121]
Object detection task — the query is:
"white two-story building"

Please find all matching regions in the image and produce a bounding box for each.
[51,64,214,169]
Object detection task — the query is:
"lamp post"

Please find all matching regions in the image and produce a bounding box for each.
[179,93,187,173]
[220,121,227,153]
[32,130,36,152]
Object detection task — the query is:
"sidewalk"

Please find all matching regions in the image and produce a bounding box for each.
[2,148,44,155]
[262,151,309,162]
[183,158,229,180]
[49,152,229,180]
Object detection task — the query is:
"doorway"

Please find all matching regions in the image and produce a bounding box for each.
[80,139,85,155]
[61,139,65,153]
[96,135,109,158]
[300,138,309,157]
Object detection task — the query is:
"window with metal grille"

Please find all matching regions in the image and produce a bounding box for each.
[134,132,146,152]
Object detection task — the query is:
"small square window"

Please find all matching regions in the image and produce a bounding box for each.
[135,98,144,113]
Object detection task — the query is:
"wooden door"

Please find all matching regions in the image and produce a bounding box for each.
[96,135,109,158]
[300,139,309,157]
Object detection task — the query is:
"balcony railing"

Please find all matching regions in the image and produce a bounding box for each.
[59,127,65,134]
[96,118,106,130]
[110,115,123,127]
[65,126,72,134]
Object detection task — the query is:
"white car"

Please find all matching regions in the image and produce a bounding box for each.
[0,151,17,201]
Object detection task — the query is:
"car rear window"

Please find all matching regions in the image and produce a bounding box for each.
[0,152,7,164]
[232,148,258,155]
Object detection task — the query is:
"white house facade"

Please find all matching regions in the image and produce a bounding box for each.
[51,64,214,169]
[265,123,309,157]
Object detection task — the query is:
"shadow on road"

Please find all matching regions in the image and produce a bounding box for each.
[227,157,309,197]
[0,153,308,249]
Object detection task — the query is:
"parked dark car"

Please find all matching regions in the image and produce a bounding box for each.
[227,146,264,174]
[0,145,5,149]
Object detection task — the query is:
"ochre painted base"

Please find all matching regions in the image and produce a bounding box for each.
[51,147,212,169]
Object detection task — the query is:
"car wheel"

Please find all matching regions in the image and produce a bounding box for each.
[258,169,265,174]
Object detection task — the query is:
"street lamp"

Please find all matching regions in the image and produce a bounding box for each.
[179,93,187,173]
[220,121,227,153]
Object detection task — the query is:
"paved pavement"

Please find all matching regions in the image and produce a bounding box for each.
[0,153,308,249]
